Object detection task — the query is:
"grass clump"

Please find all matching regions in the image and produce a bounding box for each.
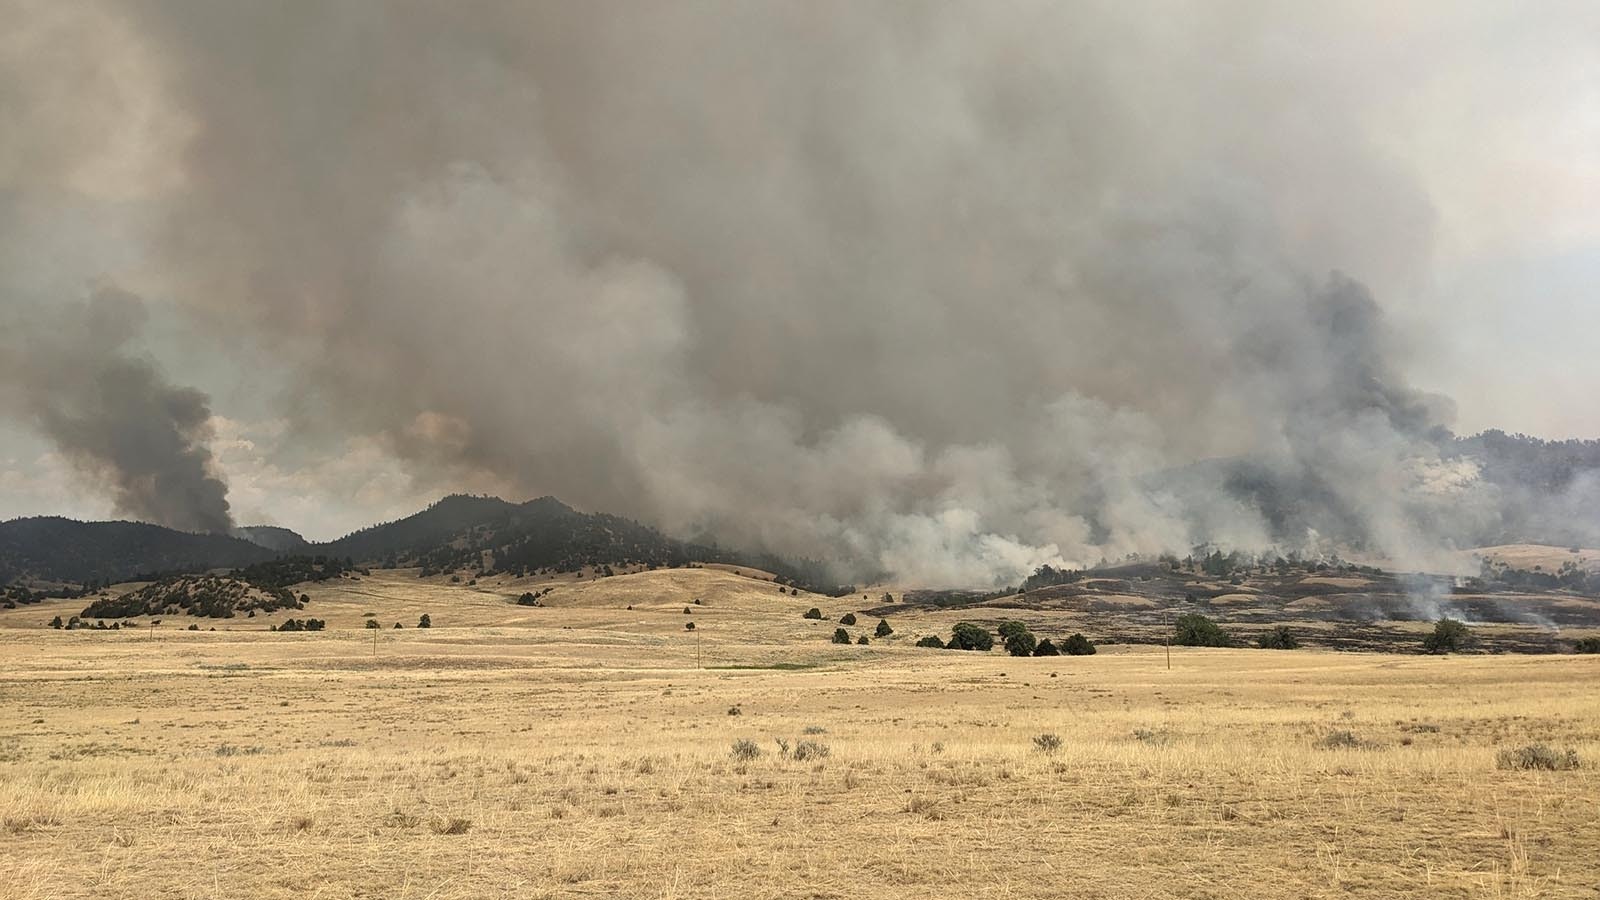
[1032,733,1063,754]
[1315,729,1365,750]
[429,817,471,835]
[1496,744,1581,771]
[730,739,762,761]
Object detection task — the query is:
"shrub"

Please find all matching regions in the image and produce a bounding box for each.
[418,614,432,629]
[1173,613,1230,647]
[802,608,823,620]
[831,628,852,644]
[1062,633,1096,656]
[840,613,857,626]
[947,622,994,651]
[1033,638,1060,656]
[856,635,869,645]
[1003,628,1038,657]
[1257,625,1300,650]
[730,739,762,761]
[516,592,539,606]
[684,621,695,630]
[915,635,945,649]
[49,616,63,629]
[1496,744,1581,771]
[1032,733,1063,754]
[365,619,380,629]
[1316,730,1365,750]
[683,607,692,614]
[875,619,893,637]
[1422,618,1472,654]
[1575,637,1600,654]
[792,739,830,761]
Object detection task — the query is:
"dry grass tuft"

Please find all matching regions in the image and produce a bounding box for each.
[1496,744,1582,771]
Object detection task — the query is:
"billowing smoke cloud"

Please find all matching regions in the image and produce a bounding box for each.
[0,287,233,534]
[1,2,1590,581]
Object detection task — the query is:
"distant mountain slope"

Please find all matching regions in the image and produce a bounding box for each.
[320,494,707,575]
[0,497,853,596]
[233,525,309,553]
[319,494,524,562]
[318,494,851,593]
[0,517,276,585]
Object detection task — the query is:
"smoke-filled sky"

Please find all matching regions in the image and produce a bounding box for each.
[1,2,1598,584]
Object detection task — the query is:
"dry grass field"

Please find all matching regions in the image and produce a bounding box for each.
[2,568,1598,899]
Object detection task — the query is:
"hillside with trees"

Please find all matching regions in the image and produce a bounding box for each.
[0,517,276,587]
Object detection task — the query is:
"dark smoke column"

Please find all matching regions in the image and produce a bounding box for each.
[0,286,233,534]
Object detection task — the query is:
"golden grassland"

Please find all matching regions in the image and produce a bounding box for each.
[1,568,1598,899]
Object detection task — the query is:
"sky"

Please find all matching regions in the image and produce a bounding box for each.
[0,2,1597,582]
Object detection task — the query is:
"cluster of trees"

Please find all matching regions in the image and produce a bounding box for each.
[1469,559,1600,595]
[49,615,125,630]
[1171,614,1299,650]
[516,588,553,606]
[1021,565,1084,591]
[913,621,1096,656]
[82,575,304,620]
[273,618,326,632]
[1166,612,1500,654]
[1,583,65,609]
[231,555,356,590]
[827,616,893,645]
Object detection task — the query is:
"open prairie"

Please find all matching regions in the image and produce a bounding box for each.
[2,568,1598,899]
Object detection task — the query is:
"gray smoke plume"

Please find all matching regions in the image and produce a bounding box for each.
[1,2,1587,581]
[0,286,233,534]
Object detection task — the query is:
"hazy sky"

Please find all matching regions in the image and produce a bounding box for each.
[1,2,1597,580]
